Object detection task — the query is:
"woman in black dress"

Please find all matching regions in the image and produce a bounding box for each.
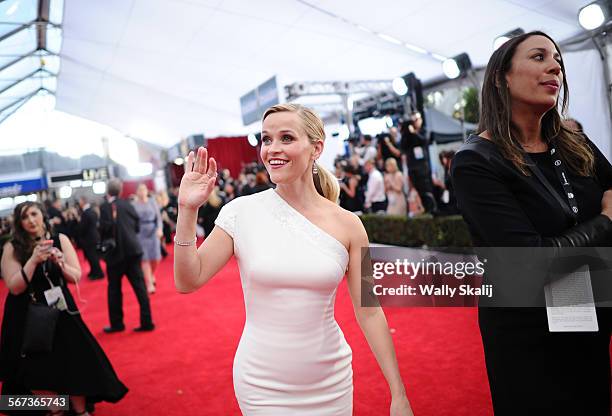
[339,165,365,214]
[0,202,127,415]
[452,31,612,415]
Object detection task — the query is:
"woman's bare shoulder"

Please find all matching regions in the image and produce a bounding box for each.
[2,240,13,252]
[327,203,367,240]
[1,240,15,262]
[58,233,72,246]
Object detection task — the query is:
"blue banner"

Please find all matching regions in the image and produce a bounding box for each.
[257,76,279,113]
[240,89,260,125]
[0,177,47,198]
[240,76,279,126]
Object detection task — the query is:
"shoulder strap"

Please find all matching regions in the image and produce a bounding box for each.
[524,153,575,223]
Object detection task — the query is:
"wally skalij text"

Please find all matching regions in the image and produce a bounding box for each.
[360,246,612,308]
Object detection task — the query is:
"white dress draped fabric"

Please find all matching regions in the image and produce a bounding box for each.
[215,189,352,415]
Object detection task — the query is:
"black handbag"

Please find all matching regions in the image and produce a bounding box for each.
[96,238,117,255]
[97,201,118,257]
[21,259,63,356]
[21,300,60,355]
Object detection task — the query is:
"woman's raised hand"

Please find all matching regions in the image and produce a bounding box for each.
[178,147,218,210]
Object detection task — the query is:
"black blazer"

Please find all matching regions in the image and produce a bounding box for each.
[77,207,100,245]
[451,137,612,415]
[99,198,143,265]
[452,134,612,246]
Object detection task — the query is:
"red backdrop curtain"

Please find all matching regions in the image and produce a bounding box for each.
[205,136,259,177]
[168,136,260,186]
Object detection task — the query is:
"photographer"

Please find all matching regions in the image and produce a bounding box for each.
[400,112,436,213]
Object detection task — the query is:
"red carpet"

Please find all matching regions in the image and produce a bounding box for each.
[1,244,494,415]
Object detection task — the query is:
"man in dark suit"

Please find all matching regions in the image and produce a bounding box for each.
[99,178,155,333]
[46,198,68,236]
[77,195,104,280]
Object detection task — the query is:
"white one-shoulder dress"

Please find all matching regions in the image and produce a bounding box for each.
[214,189,352,415]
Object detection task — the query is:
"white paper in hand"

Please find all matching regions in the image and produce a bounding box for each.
[544,265,598,332]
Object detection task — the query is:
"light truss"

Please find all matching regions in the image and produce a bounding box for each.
[285,80,393,101]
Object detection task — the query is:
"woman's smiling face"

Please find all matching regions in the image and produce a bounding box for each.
[260,111,320,185]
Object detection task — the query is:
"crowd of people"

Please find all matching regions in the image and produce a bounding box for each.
[192,115,461,235]
[0,181,181,413]
[333,113,459,217]
[0,28,610,416]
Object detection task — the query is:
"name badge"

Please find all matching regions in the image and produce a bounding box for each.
[44,286,67,311]
[413,146,424,160]
[544,265,598,332]
[441,190,450,204]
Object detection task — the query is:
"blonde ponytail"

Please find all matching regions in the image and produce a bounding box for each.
[263,103,339,203]
[313,163,340,203]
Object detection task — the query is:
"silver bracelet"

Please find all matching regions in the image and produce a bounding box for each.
[174,236,197,246]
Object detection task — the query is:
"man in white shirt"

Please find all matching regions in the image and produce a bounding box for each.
[363,159,387,213]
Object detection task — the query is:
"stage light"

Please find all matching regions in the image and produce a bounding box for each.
[579,1,609,29]
[442,59,460,79]
[93,182,106,195]
[59,186,72,199]
[442,53,472,79]
[247,133,258,147]
[493,28,525,50]
[392,78,408,96]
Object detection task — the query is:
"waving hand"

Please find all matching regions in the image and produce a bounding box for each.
[178,147,218,210]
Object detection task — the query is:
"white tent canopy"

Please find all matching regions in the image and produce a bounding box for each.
[54,0,593,147]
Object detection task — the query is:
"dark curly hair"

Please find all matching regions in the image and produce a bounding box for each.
[11,201,53,265]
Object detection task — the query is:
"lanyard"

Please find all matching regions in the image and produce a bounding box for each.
[524,144,579,225]
[549,145,579,220]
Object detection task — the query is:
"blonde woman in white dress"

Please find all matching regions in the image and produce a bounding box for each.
[384,158,407,216]
[174,104,413,416]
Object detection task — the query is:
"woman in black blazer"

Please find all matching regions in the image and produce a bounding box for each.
[452,31,612,415]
